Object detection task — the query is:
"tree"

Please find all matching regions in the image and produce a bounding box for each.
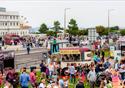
[46,31,56,36]
[110,26,119,30]
[68,19,78,31]
[96,25,106,35]
[120,30,125,36]
[53,21,62,32]
[78,30,88,36]
[39,23,48,33]
[68,19,79,35]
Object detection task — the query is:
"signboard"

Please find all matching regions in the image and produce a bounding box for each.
[84,52,92,61]
[121,46,125,56]
[110,51,114,57]
[60,50,80,54]
[110,46,115,57]
[114,50,121,60]
[110,46,115,51]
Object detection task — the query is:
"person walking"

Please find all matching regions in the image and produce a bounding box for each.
[20,67,30,88]
[26,42,30,55]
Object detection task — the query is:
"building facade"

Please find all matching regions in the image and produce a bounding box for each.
[0,7,30,36]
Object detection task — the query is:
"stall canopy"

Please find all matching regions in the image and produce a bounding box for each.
[0,50,15,70]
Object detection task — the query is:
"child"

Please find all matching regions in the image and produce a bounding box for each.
[106,79,113,88]
[39,79,46,88]
[112,70,120,88]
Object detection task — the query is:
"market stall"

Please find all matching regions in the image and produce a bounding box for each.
[59,47,91,67]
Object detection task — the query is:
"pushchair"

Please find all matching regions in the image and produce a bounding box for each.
[95,72,106,87]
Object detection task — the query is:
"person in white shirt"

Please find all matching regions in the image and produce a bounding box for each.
[87,68,97,88]
[48,62,54,79]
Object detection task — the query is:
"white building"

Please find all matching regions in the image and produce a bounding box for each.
[0,7,30,36]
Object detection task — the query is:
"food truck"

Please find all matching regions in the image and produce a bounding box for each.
[59,47,92,68]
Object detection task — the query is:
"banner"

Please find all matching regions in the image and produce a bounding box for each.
[114,50,121,60]
[60,50,80,54]
[110,46,115,51]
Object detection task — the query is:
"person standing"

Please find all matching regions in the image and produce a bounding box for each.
[48,62,54,79]
[87,68,97,88]
[53,38,57,53]
[69,63,76,83]
[104,59,111,70]
[30,68,37,88]
[20,67,30,88]
[101,50,105,62]
[40,60,45,73]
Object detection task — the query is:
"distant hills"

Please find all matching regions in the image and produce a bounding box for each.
[29,27,39,33]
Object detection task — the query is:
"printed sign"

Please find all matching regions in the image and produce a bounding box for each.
[84,52,92,61]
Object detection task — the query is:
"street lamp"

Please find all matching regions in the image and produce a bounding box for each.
[64,8,70,31]
[108,9,115,35]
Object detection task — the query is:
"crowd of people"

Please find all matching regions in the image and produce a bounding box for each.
[0,34,125,88]
[0,52,124,88]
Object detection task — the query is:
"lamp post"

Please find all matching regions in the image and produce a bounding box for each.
[108,9,114,35]
[64,8,70,31]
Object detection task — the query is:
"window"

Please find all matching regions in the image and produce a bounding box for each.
[5,16,7,19]
[16,16,18,19]
[13,16,15,19]
[13,22,15,26]
[10,16,12,19]
[10,22,12,26]
[5,22,7,26]
[16,22,18,26]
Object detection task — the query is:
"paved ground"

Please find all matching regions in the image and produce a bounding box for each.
[14,47,48,71]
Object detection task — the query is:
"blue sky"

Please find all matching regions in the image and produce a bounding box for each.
[1,0,125,28]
